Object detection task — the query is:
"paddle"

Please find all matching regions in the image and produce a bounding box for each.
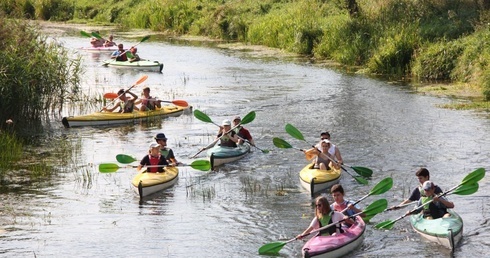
[284,124,373,178]
[272,137,368,185]
[80,30,92,38]
[103,93,188,108]
[345,177,393,211]
[193,109,269,153]
[99,160,211,172]
[190,111,256,158]
[91,31,103,39]
[375,168,485,230]
[258,199,388,255]
[384,201,416,212]
[100,75,148,112]
[116,154,137,164]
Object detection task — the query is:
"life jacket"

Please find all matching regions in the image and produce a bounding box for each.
[142,96,156,110]
[116,51,128,61]
[147,155,161,173]
[421,196,447,219]
[160,148,170,159]
[332,201,356,216]
[318,211,343,236]
[219,131,237,147]
[119,99,134,113]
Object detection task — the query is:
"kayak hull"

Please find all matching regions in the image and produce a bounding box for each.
[207,144,251,168]
[62,105,188,128]
[302,216,366,258]
[299,164,342,195]
[131,167,179,198]
[103,60,164,72]
[80,46,119,52]
[410,209,463,252]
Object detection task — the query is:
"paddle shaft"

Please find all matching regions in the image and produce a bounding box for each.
[191,122,245,158]
[385,201,416,212]
[100,75,147,112]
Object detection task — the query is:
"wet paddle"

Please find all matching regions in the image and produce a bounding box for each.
[258,199,388,255]
[116,154,137,164]
[80,30,92,38]
[103,93,188,108]
[190,111,256,158]
[100,75,148,112]
[347,177,393,210]
[99,160,211,172]
[272,137,368,185]
[285,123,373,178]
[193,109,269,153]
[375,168,485,230]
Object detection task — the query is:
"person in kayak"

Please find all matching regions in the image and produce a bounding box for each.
[297,195,347,239]
[232,115,254,145]
[103,35,116,47]
[128,47,142,62]
[136,86,161,111]
[310,139,340,170]
[388,168,443,210]
[90,31,105,47]
[154,133,180,166]
[137,143,169,173]
[103,88,138,113]
[330,184,365,218]
[217,119,239,147]
[407,180,454,219]
[314,131,343,165]
[110,44,128,61]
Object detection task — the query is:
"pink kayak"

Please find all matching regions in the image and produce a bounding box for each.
[79,46,119,52]
[302,216,365,258]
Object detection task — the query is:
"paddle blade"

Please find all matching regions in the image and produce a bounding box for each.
[140,35,151,43]
[91,32,102,39]
[116,154,138,164]
[194,109,214,123]
[453,183,479,195]
[273,137,293,149]
[375,220,396,230]
[98,163,120,173]
[190,160,211,171]
[126,51,134,58]
[354,176,369,185]
[103,93,118,99]
[461,168,485,185]
[172,100,189,107]
[135,75,149,85]
[285,124,305,141]
[350,166,373,177]
[80,31,91,37]
[258,241,287,255]
[240,111,256,125]
[304,148,317,160]
[363,198,388,218]
[370,177,393,195]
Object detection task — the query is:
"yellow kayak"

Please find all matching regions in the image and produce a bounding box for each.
[299,164,342,196]
[62,105,189,128]
[131,166,179,198]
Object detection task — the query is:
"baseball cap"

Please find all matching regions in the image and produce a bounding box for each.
[422,181,433,191]
[149,143,160,149]
[222,119,231,126]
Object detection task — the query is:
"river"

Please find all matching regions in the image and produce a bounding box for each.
[0,24,489,257]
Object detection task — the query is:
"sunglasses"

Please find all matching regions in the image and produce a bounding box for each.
[315,204,322,207]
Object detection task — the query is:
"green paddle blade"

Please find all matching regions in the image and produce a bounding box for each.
[80,31,91,37]
[99,163,120,173]
[190,160,211,171]
[363,198,388,218]
[272,137,292,149]
[370,177,393,195]
[461,168,485,185]
[241,111,256,125]
[91,32,102,39]
[194,109,214,123]
[140,35,151,43]
[453,183,479,195]
[126,51,134,58]
[285,123,305,141]
[375,220,396,230]
[350,166,373,177]
[258,241,287,255]
[353,175,369,185]
[116,154,138,164]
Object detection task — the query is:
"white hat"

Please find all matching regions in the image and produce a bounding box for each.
[422,181,433,191]
[233,116,241,121]
[149,143,160,149]
[222,119,231,126]
[322,139,331,144]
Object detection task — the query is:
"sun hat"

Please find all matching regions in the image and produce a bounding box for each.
[422,181,433,191]
[322,139,331,144]
[154,133,167,140]
[222,119,231,126]
[149,143,160,149]
[233,116,241,121]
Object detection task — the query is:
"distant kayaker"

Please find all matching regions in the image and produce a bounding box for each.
[111,44,128,61]
[232,115,254,145]
[406,180,454,219]
[296,195,347,239]
[388,168,443,210]
[136,86,161,111]
[103,34,117,47]
[128,47,142,62]
[154,133,180,166]
[330,184,365,224]
[90,31,105,47]
[315,131,343,165]
[137,143,169,173]
[217,119,239,147]
[309,139,340,170]
[102,88,138,113]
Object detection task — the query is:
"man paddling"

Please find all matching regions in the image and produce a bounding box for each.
[154,133,180,166]
[406,181,454,219]
[232,115,254,145]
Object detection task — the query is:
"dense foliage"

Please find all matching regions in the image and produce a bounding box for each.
[2,0,490,101]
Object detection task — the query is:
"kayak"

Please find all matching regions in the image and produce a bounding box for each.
[80,46,119,52]
[207,143,251,169]
[102,59,164,73]
[409,209,463,252]
[302,215,366,258]
[62,105,189,128]
[131,166,179,198]
[299,164,342,196]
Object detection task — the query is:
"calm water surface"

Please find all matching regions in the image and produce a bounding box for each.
[0,26,489,257]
